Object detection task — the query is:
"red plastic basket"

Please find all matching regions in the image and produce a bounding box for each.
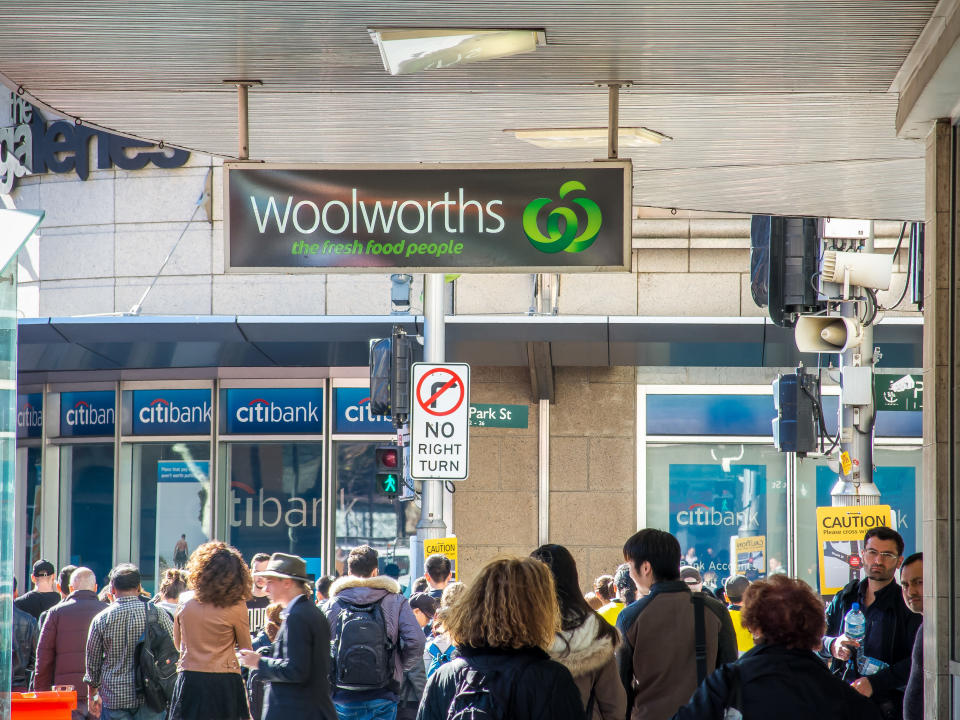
[11,690,77,719]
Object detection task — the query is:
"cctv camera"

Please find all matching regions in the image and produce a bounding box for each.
[821,250,893,291]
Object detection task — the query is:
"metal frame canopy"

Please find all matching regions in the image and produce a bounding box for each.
[224,161,632,273]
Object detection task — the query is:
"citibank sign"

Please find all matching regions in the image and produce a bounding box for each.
[131,389,211,435]
[60,391,115,437]
[224,388,324,434]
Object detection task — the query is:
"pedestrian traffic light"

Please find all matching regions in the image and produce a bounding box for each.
[375,445,402,497]
[750,215,825,327]
[368,327,415,422]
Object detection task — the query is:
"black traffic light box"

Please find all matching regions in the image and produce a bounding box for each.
[772,368,818,455]
[375,445,403,497]
[368,328,415,422]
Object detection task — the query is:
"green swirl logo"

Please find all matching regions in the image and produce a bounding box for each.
[522,181,603,254]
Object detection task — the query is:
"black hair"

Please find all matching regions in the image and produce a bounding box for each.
[531,544,618,648]
[902,552,923,569]
[864,526,904,557]
[425,554,452,584]
[412,576,429,593]
[110,563,141,592]
[58,564,77,594]
[315,574,335,597]
[614,564,637,604]
[623,528,681,582]
[347,545,379,578]
[250,552,271,567]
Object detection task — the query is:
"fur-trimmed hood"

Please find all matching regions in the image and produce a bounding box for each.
[328,574,401,598]
[548,614,616,678]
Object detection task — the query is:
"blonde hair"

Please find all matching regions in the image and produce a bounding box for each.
[443,556,559,650]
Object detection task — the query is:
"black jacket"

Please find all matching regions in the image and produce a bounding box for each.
[416,645,587,720]
[257,595,337,720]
[821,578,921,710]
[671,643,882,720]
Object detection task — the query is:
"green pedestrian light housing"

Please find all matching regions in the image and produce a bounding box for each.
[375,445,402,497]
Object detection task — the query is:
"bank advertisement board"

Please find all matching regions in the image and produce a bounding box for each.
[333,387,394,434]
[17,392,42,439]
[131,389,211,435]
[223,388,324,434]
[225,162,631,273]
[816,504,893,595]
[60,390,115,437]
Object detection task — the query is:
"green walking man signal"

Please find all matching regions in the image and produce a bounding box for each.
[375,445,403,497]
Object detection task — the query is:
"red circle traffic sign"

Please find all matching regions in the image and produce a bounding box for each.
[416,367,466,417]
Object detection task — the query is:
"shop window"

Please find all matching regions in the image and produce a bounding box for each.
[225,442,324,576]
[133,442,211,594]
[20,447,42,590]
[64,444,114,587]
[333,442,419,590]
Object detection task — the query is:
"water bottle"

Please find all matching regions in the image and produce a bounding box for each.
[858,655,889,676]
[842,602,866,673]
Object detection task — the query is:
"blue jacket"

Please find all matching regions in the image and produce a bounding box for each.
[257,594,337,720]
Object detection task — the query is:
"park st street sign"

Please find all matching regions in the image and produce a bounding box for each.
[225,162,631,273]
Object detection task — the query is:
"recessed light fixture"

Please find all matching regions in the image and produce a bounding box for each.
[508,127,671,149]
[369,28,546,75]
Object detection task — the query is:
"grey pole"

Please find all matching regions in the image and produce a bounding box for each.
[412,273,449,580]
[831,221,878,506]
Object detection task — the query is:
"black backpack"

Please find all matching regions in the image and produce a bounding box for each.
[446,669,507,720]
[332,598,394,691]
[135,601,179,711]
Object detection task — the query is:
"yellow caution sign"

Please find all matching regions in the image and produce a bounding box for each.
[423,536,458,580]
[816,505,892,595]
[840,451,852,476]
[733,535,766,575]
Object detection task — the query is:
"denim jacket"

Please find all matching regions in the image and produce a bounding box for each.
[13,606,39,689]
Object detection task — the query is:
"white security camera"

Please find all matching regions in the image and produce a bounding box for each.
[888,375,915,393]
[795,316,863,353]
[821,250,893,291]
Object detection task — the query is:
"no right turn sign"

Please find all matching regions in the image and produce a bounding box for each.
[409,363,470,480]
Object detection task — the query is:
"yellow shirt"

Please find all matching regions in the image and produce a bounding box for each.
[728,607,755,654]
[598,600,624,627]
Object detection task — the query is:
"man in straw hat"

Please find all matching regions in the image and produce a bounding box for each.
[238,552,336,720]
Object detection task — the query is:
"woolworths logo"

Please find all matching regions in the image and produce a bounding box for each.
[523,181,602,254]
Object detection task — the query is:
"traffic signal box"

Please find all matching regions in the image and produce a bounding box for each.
[375,445,402,497]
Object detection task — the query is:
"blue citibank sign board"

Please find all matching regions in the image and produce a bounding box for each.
[224,388,324,434]
[61,391,115,437]
[17,392,43,438]
[132,389,212,435]
[333,387,393,434]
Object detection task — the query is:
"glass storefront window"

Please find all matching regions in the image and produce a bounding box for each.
[333,441,419,590]
[132,442,211,594]
[646,443,788,592]
[21,447,42,589]
[63,444,115,587]
[225,442,324,575]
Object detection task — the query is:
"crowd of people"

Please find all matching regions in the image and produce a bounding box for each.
[8,524,923,720]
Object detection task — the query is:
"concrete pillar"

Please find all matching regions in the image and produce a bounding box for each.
[922,118,952,719]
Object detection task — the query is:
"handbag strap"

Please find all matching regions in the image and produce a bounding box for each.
[692,593,708,685]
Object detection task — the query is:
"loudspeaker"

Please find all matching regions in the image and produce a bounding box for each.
[794,316,863,353]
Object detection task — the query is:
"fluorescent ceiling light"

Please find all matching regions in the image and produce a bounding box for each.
[509,127,671,149]
[369,28,545,75]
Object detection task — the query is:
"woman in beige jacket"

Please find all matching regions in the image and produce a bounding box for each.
[168,541,253,720]
[532,544,628,720]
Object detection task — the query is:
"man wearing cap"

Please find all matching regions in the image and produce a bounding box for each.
[679,565,704,593]
[16,559,62,621]
[238,552,336,720]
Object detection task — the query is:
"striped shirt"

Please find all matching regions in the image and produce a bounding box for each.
[84,595,174,710]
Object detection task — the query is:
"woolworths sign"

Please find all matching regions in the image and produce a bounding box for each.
[225,162,631,272]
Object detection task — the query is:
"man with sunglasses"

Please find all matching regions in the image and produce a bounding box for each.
[820,527,921,720]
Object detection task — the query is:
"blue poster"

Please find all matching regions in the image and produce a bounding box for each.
[668,463,767,583]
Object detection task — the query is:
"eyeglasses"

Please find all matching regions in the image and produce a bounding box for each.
[863,549,899,562]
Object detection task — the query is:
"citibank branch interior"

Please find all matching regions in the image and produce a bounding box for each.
[16,376,413,593]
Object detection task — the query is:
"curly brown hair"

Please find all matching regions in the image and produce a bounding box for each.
[741,574,826,650]
[186,541,252,608]
[443,556,559,650]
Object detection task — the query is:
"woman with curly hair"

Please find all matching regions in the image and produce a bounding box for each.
[417,555,586,720]
[671,575,881,720]
[168,541,253,720]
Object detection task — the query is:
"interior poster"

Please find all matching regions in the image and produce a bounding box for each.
[732,535,766,578]
[816,504,893,595]
[155,460,210,584]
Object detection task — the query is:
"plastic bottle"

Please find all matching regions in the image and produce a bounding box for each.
[858,655,889,676]
[842,602,866,673]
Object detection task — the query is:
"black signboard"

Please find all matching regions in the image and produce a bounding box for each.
[225,162,631,272]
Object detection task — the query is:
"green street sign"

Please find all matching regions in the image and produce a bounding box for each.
[469,404,528,428]
[873,373,923,412]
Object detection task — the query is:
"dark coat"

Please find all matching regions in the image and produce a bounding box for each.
[822,577,921,716]
[416,645,587,720]
[34,589,107,698]
[12,606,38,691]
[257,595,337,720]
[671,643,883,720]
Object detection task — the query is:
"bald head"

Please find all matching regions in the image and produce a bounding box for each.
[69,567,96,593]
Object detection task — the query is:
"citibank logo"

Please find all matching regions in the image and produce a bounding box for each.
[344,396,388,424]
[65,400,114,428]
[138,397,212,425]
[523,181,602,254]
[676,503,759,528]
[235,397,320,424]
[18,402,42,429]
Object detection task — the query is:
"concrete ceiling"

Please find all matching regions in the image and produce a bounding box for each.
[0,2,942,220]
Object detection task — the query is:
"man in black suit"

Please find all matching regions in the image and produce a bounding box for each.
[239,553,336,720]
